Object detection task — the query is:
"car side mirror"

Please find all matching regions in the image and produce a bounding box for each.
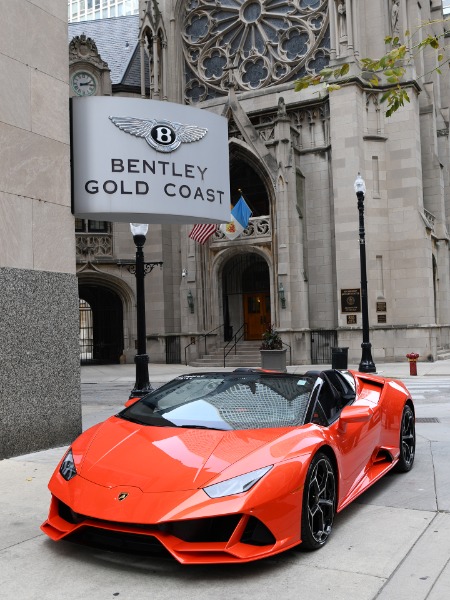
[124,396,140,408]
[338,405,373,433]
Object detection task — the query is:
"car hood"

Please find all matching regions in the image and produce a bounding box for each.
[77,416,287,492]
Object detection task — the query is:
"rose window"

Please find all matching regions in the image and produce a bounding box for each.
[182,0,329,103]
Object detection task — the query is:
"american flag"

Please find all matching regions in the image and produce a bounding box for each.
[188,223,217,244]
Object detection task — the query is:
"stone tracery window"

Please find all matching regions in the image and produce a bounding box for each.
[182,0,330,103]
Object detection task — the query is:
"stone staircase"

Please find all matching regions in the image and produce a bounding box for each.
[437,347,450,360]
[189,340,262,368]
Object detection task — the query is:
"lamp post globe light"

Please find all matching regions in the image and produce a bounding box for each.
[129,222,153,398]
[354,174,377,373]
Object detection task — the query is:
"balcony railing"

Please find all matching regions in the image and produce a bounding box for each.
[211,215,272,244]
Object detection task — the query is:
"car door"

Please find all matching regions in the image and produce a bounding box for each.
[308,371,382,502]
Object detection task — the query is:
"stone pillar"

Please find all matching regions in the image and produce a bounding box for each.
[140,38,146,98]
[0,0,81,458]
[152,36,160,99]
[274,98,309,332]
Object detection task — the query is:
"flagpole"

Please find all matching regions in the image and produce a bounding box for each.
[237,189,255,216]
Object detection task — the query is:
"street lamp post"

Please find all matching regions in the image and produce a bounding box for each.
[129,223,163,397]
[354,174,377,373]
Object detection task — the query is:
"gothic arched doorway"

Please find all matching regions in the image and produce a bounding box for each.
[229,148,270,217]
[78,284,124,364]
[222,254,270,341]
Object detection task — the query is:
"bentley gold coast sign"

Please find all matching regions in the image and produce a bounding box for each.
[71,97,230,223]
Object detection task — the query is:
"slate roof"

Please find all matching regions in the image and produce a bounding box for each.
[68,14,147,87]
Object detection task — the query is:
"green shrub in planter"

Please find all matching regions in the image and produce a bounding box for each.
[260,325,286,372]
[260,325,283,350]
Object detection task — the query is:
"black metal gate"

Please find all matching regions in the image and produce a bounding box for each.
[166,336,181,364]
[311,330,337,364]
[78,285,124,364]
[79,299,93,363]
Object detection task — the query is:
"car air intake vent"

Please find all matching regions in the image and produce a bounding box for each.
[241,516,276,546]
[58,500,86,524]
[161,514,242,543]
[70,528,170,556]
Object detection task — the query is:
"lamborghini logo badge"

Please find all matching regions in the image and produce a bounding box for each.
[118,492,129,501]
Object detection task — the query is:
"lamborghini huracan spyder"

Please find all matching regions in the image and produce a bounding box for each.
[41,368,415,564]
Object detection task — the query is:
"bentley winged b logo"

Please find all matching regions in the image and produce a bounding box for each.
[109,116,208,153]
[117,492,129,502]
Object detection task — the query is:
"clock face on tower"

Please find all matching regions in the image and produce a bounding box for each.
[71,71,97,96]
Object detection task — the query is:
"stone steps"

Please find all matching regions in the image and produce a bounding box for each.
[437,348,450,361]
[189,341,262,368]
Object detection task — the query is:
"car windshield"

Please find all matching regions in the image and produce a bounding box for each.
[118,372,315,430]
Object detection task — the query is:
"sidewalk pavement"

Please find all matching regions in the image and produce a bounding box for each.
[80,356,450,385]
[1,360,450,599]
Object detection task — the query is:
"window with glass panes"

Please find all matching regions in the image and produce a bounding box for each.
[75,219,109,233]
[68,0,138,22]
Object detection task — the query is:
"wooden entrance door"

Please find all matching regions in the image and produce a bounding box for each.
[244,293,271,340]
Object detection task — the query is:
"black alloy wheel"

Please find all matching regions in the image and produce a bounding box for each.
[301,452,336,550]
[395,404,416,473]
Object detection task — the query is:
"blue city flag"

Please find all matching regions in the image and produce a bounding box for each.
[231,196,252,229]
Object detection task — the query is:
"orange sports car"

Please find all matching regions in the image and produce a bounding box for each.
[41,368,415,564]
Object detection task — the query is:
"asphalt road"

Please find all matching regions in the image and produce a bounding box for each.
[1,376,449,600]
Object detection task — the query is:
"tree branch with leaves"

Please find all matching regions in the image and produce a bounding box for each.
[294,18,449,117]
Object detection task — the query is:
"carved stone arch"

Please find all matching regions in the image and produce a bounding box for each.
[141,23,168,48]
[365,91,380,108]
[77,270,134,305]
[210,246,274,339]
[365,91,382,135]
[141,23,153,42]
[77,270,135,363]
[212,245,273,280]
[139,2,168,99]
[229,139,275,217]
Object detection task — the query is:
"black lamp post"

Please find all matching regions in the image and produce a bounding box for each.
[128,223,163,397]
[354,174,376,373]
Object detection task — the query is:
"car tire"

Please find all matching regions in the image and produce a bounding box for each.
[300,452,336,550]
[394,404,415,473]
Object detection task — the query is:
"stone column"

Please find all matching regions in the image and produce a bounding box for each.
[152,36,160,99]
[273,98,309,333]
[140,38,146,98]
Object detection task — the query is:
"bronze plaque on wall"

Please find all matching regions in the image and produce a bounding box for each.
[377,302,387,312]
[347,314,357,325]
[341,289,361,313]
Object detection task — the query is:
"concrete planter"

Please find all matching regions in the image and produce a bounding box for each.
[260,349,287,372]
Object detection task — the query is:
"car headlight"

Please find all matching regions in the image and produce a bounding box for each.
[60,449,77,481]
[203,466,273,499]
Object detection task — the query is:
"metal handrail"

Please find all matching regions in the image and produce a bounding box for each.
[223,323,247,367]
[183,323,291,367]
[184,324,224,366]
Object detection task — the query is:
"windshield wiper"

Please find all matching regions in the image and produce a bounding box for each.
[118,413,172,427]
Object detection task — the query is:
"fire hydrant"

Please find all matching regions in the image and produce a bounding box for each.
[406,352,419,376]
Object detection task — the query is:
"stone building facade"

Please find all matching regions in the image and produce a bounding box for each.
[70,0,450,370]
[0,1,81,458]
